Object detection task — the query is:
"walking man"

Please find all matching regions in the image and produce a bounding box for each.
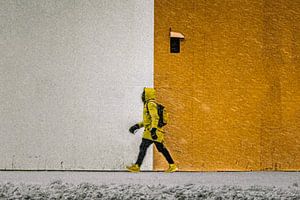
[127,88,177,173]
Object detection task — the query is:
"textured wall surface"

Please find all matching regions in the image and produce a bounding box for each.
[154,0,300,171]
[0,0,153,170]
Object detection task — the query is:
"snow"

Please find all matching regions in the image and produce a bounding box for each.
[0,172,299,199]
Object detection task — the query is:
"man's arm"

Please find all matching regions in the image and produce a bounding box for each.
[129,122,143,134]
[147,102,159,129]
[138,122,144,128]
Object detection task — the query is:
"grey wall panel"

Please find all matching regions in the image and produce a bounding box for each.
[0,0,154,170]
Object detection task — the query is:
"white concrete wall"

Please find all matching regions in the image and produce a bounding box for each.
[0,0,154,170]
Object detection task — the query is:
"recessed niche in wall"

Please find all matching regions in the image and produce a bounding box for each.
[170,37,180,53]
[170,29,185,53]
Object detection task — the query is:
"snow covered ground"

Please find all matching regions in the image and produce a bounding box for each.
[0,171,299,199]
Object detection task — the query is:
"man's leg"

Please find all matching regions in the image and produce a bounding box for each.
[135,139,153,166]
[154,142,174,164]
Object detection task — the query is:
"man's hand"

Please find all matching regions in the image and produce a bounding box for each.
[150,128,158,140]
[129,124,140,134]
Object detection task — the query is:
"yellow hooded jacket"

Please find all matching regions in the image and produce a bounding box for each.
[138,88,164,143]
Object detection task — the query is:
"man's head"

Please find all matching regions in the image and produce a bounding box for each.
[141,88,156,104]
[141,90,146,103]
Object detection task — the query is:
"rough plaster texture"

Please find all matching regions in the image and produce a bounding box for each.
[154,0,300,171]
[0,0,154,170]
[0,172,299,199]
[1,171,299,188]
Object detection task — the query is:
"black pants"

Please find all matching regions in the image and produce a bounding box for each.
[135,138,174,166]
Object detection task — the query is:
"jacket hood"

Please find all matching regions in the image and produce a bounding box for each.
[144,88,156,101]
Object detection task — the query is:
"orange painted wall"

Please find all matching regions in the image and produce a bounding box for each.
[154,0,300,171]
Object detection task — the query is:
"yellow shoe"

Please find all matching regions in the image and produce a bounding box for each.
[165,164,177,173]
[126,164,140,172]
